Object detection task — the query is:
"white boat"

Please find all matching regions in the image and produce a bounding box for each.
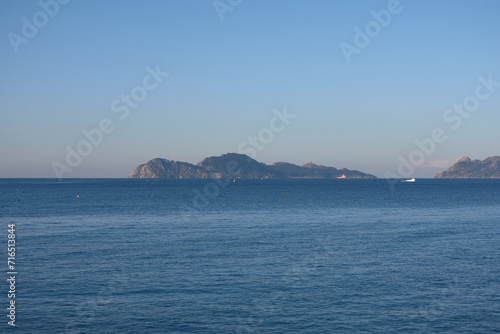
[404,178,416,182]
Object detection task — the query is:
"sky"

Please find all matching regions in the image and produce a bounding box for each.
[1,0,499,178]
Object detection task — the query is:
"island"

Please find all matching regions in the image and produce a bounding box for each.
[129,153,376,179]
[435,156,500,178]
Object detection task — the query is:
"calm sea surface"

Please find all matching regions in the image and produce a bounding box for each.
[1,178,499,333]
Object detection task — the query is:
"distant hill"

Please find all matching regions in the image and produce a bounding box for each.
[128,153,376,179]
[269,162,373,179]
[197,153,281,179]
[128,158,210,179]
[435,156,500,178]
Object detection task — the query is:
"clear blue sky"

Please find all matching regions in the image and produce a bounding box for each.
[1,0,499,178]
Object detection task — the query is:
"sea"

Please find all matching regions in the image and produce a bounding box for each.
[1,178,499,333]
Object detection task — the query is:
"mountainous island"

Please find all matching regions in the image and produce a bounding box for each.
[435,156,500,178]
[129,153,376,179]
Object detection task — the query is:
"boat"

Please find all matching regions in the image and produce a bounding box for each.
[404,178,416,182]
[337,174,347,179]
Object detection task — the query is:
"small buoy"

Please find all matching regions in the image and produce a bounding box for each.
[282,195,286,197]
[77,195,80,198]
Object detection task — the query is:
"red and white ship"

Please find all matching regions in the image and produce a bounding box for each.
[337,174,347,179]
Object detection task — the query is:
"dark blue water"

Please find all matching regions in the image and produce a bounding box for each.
[1,179,500,333]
